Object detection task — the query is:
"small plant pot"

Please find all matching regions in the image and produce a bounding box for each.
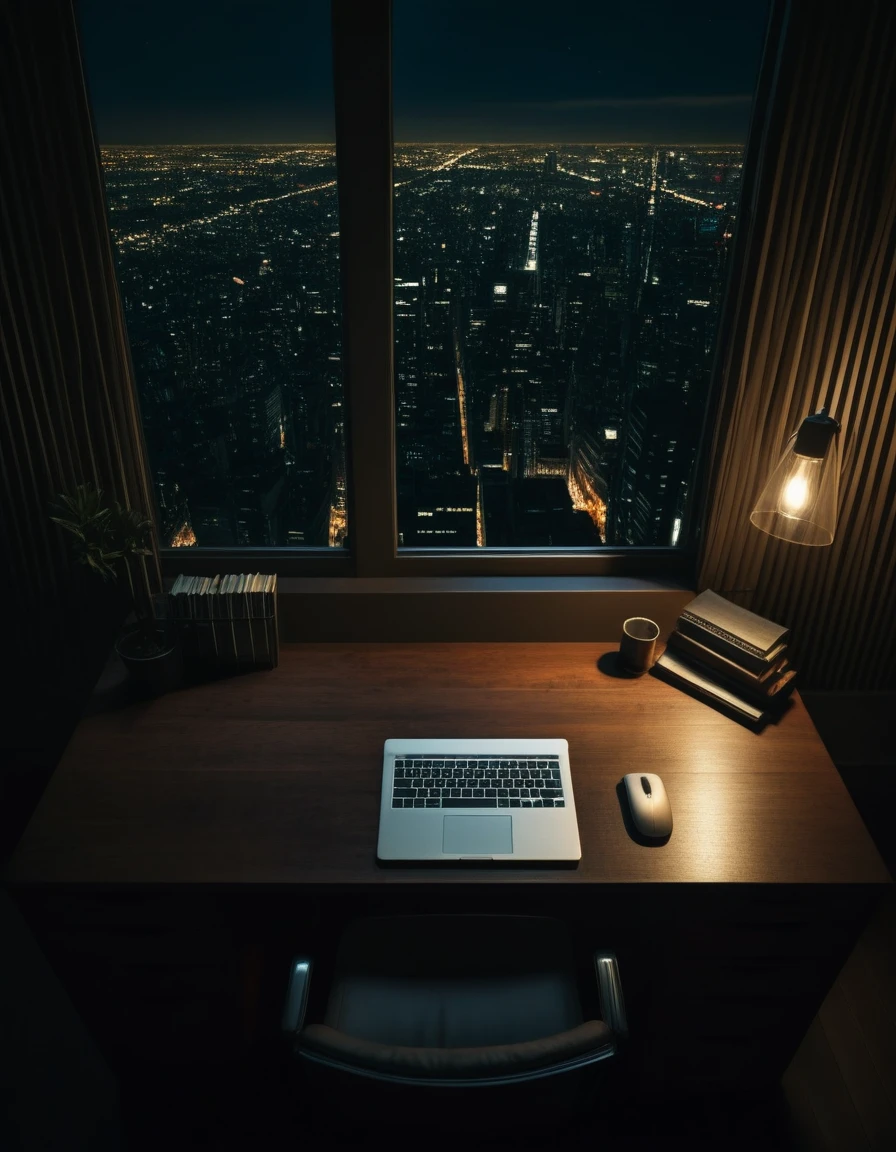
[115,623,183,696]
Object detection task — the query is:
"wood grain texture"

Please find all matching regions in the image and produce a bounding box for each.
[4,644,891,887]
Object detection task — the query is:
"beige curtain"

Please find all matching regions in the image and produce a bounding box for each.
[699,0,896,689]
[0,0,160,767]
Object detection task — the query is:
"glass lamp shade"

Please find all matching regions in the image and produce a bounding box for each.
[749,423,840,546]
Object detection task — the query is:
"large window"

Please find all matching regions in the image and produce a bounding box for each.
[78,0,347,550]
[78,0,771,575]
[392,0,769,550]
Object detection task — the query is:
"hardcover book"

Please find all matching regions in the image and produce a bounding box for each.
[679,589,789,658]
[652,650,789,730]
[665,629,788,687]
[666,647,796,709]
[676,617,787,675]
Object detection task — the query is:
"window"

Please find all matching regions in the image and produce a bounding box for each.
[393,0,769,550]
[78,0,347,551]
[78,0,771,578]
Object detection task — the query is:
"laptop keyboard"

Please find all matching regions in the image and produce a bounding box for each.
[391,756,565,809]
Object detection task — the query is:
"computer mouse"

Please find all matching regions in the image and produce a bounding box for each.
[623,773,672,839]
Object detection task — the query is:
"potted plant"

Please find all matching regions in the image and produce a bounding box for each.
[50,481,182,695]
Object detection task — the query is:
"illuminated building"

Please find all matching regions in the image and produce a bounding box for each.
[103,143,741,550]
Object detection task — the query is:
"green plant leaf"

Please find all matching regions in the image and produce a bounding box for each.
[48,516,87,539]
[50,481,153,590]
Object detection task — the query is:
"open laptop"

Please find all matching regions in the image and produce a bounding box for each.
[377,739,581,862]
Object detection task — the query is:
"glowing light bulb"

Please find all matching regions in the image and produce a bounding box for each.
[781,474,809,513]
[776,456,820,518]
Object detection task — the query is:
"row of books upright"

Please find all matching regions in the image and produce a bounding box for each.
[653,589,797,729]
[168,573,279,669]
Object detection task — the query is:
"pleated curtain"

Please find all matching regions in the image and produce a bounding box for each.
[0,0,160,764]
[698,0,896,689]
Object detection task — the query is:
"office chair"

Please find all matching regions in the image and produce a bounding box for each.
[281,915,627,1134]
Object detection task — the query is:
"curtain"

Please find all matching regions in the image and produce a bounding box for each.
[698,0,896,690]
[0,0,160,769]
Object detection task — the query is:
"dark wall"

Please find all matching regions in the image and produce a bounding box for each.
[0,0,159,842]
[698,0,896,689]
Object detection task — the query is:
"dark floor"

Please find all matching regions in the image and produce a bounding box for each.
[784,692,896,1152]
[118,1060,801,1151]
[782,887,896,1152]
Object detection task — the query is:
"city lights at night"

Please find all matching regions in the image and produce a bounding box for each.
[391,143,743,547]
[98,141,744,548]
[80,0,767,550]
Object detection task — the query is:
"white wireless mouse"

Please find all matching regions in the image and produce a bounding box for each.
[623,773,673,839]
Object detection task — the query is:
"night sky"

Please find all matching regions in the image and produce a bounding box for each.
[78,0,770,145]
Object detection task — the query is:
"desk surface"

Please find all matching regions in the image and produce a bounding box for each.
[6,643,891,887]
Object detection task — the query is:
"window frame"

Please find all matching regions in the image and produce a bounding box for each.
[158,0,775,584]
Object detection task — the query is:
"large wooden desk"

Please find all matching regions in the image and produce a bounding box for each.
[5,643,891,1092]
[7,643,889,886]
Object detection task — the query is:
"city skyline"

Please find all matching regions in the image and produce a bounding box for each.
[97,140,750,146]
[99,141,741,549]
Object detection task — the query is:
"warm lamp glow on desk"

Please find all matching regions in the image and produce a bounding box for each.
[750,408,841,545]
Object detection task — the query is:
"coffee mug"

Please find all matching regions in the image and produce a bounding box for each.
[619,617,660,675]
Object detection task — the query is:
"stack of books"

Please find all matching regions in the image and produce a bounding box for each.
[168,573,279,670]
[653,589,797,728]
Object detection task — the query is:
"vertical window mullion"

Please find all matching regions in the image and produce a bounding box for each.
[331,0,396,576]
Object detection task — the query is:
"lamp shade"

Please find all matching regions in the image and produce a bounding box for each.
[749,410,840,546]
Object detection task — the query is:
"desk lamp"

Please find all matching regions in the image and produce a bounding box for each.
[749,408,841,545]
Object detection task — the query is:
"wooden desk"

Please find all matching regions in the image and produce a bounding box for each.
[6,643,889,887]
[5,643,891,1093]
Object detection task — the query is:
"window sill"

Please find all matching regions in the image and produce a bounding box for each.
[274,575,694,642]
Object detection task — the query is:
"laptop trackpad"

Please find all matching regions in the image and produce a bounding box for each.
[443,815,513,855]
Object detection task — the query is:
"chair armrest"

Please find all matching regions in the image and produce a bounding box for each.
[281,957,313,1036]
[594,951,628,1040]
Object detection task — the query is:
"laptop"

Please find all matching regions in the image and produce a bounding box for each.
[377,738,581,862]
